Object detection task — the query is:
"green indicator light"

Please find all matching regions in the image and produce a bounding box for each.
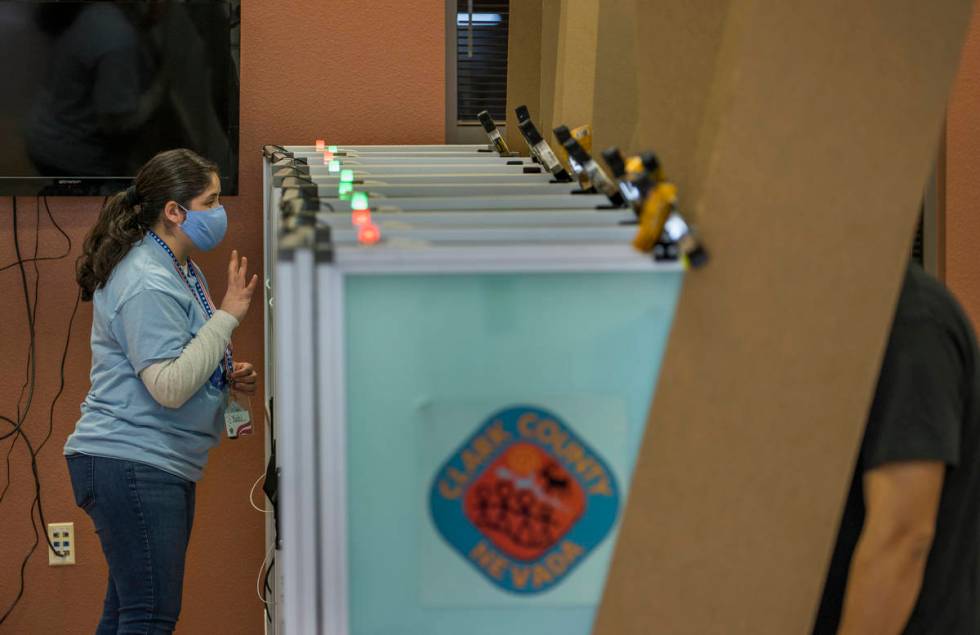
[328,145,338,153]
[351,192,369,210]
[340,169,354,183]
[328,160,341,173]
[338,182,353,198]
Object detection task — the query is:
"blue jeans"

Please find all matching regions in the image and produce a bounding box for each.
[67,454,196,635]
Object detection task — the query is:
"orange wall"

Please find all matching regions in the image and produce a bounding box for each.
[0,2,444,633]
[947,2,980,329]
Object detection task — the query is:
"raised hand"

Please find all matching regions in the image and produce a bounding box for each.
[219,249,259,323]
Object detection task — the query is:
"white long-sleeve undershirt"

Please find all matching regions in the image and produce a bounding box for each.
[139,310,239,409]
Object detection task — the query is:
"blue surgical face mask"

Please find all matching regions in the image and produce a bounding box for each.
[177,203,227,251]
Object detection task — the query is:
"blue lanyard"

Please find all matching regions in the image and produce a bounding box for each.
[146,230,233,388]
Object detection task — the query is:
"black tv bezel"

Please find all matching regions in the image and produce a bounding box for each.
[0,1,241,197]
[0,150,239,197]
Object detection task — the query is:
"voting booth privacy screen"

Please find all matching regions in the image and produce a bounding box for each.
[262,135,691,633]
[345,270,681,634]
[271,234,685,634]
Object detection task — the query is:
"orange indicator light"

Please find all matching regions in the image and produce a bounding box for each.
[352,209,372,226]
[358,223,381,245]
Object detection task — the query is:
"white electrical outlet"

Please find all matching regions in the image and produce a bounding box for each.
[48,522,75,566]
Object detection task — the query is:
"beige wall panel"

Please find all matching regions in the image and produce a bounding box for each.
[595,1,974,633]
[591,0,641,157]
[505,0,544,154]
[551,0,601,132]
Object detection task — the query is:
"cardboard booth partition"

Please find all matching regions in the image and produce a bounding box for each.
[509,0,974,632]
[589,0,640,156]
[505,0,543,154]
[507,0,565,155]
[595,1,974,633]
[549,0,600,138]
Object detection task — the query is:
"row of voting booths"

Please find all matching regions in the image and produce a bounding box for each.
[262,140,686,635]
[261,1,974,633]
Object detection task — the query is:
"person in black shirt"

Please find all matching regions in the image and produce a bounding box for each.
[813,263,980,634]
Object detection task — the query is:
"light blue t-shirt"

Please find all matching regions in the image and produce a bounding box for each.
[64,237,227,481]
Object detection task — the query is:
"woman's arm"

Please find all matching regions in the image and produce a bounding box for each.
[118,251,257,409]
[140,310,238,408]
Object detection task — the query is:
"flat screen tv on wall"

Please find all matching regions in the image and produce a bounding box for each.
[0,1,240,196]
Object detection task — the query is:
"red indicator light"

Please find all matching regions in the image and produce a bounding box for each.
[315,139,326,151]
[358,223,381,245]
[322,151,333,163]
[351,209,372,226]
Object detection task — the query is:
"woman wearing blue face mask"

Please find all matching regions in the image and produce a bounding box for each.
[64,148,259,634]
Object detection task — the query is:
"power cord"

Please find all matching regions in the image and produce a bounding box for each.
[0,196,39,444]
[1,195,46,624]
[250,469,275,622]
[36,195,76,457]
[0,199,40,503]
[257,401,279,624]
[0,253,71,273]
[0,195,72,460]
[257,544,274,606]
[249,472,273,514]
[262,554,275,624]
[0,196,72,272]
[0,196,77,625]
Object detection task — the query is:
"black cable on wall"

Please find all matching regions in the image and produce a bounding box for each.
[0,196,79,625]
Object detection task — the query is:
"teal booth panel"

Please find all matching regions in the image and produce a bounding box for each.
[344,270,683,635]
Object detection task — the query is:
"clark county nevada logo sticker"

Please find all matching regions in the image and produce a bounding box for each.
[429,405,620,594]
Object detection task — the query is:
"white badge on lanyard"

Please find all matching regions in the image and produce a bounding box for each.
[225,392,254,439]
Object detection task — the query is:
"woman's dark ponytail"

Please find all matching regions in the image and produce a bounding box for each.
[76,149,218,301]
[76,191,146,301]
